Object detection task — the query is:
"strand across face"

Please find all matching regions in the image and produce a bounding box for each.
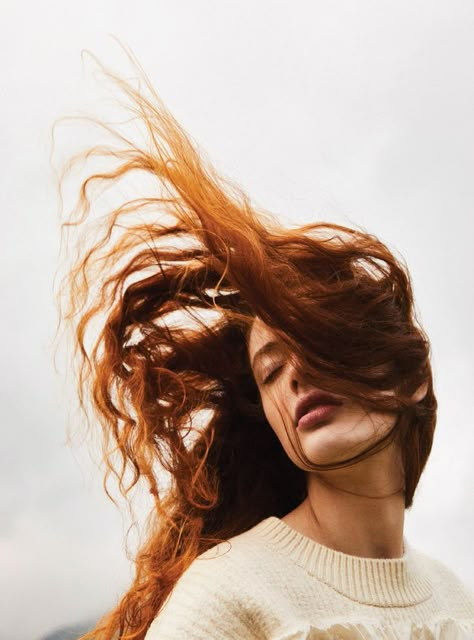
[247,316,401,470]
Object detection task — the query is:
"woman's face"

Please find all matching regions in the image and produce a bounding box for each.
[247,316,401,469]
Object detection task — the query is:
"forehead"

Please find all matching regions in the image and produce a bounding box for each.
[248,317,278,355]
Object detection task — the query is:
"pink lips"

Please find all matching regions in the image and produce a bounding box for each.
[294,389,342,430]
[296,404,340,430]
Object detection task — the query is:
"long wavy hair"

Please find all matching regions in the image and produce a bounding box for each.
[57,52,437,640]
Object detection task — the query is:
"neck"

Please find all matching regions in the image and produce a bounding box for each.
[282,443,405,559]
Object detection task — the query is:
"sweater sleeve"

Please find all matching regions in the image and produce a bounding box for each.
[144,556,263,640]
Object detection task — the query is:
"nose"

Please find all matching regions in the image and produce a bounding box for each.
[288,357,310,395]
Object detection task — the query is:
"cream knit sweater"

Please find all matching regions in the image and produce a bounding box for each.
[145,516,474,639]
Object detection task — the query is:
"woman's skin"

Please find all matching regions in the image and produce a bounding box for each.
[247,316,428,560]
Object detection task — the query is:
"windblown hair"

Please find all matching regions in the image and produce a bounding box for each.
[57,53,437,640]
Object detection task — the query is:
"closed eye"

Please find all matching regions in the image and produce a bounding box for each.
[262,365,283,385]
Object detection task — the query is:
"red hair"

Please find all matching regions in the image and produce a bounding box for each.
[57,52,437,640]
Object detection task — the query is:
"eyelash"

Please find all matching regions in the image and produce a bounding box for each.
[262,365,283,385]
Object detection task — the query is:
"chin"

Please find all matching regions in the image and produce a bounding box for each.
[299,429,366,465]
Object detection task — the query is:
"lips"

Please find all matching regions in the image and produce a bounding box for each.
[294,389,342,426]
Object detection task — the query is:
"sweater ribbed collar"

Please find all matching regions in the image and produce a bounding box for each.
[248,516,432,607]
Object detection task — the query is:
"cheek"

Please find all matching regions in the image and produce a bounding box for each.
[262,398,302,460]
[262,398,399,469]
[346,407,398,437]
[297,407,399,466]
[260,377,291,426]
[315,405,397,441]
[262,398,283,434]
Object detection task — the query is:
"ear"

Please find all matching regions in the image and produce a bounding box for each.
[411,381,428,403]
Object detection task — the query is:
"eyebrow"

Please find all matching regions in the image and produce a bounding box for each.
[251,340,281,372]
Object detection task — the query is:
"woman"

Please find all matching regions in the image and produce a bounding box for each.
[59,56,474,639]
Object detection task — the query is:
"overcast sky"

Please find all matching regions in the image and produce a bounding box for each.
[1,1,474,639]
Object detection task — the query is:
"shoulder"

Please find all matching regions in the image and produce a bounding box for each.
[410,543,470,584]
[144,523,270,640]
[409,543,474,607]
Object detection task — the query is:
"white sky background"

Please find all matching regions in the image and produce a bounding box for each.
[1,1,474,638]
